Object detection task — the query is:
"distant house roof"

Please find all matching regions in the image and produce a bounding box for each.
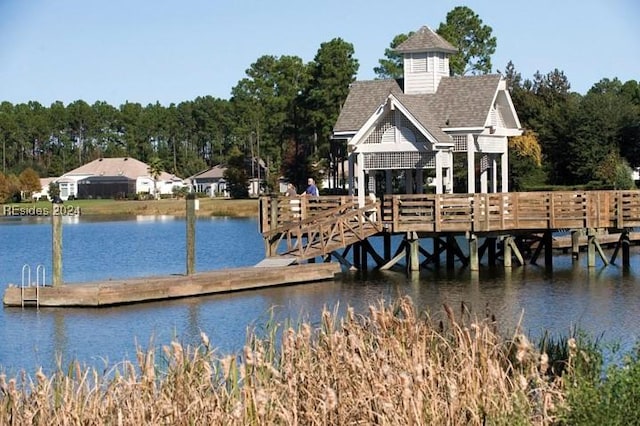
[62,157,180,181]
[39,177,56,190]
[189,164,227,180]
[394,25,457,53]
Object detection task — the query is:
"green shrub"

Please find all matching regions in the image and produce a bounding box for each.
[559,339,640,425]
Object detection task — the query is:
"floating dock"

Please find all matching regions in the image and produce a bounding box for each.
[3,262,341,308]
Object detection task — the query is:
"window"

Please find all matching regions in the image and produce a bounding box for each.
[410,53,427,73]
[438,52,445,72]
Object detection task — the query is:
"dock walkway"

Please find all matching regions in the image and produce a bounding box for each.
[3,263,340,308]
[259,191,640,271]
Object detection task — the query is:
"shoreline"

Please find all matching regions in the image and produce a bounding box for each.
[1,198,259,218]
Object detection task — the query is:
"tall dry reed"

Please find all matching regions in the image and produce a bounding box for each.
[0,297,568,425]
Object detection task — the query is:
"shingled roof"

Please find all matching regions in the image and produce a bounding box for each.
[333,79,404,133]
[395,26,457,54]
[334,74,502,139]
[63,157,179,181]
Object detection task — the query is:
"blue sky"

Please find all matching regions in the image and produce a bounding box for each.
[0,0,638,107]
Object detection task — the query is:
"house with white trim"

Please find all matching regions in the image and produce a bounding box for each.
[332,26,522,206]
[56,157,184,200]
[188,165,229,197]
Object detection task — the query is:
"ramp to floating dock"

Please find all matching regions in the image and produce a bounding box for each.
[254,256,297,267]
[3,263,341,308]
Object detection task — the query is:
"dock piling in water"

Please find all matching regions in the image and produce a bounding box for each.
[186,194,196,275]
[52,203,63,287]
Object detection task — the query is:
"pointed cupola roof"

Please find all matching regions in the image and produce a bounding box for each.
[395,26,457,54]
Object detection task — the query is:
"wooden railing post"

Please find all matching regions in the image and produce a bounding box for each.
[270,196,279,231]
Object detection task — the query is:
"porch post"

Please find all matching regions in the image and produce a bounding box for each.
[445,150,454,194]
[491,156,498,193]
[435,152,443,194]
[356,152,365,207]
[480,154,488,193]
[467,134,475,193]
[501,151,509,192]
[348,153,355,196]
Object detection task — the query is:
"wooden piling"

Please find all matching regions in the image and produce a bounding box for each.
[571,230,580,260]
[408,233,419,272]
[587,228,596,267]
[469,234,479,271]
[622,229,631,268]
[52,203,63,287]
[543,231,553,269]
[186,194,196,275]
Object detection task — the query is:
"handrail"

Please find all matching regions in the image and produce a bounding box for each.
[262,190,640,238]
[262,200,357,238]
[20,264,42,308]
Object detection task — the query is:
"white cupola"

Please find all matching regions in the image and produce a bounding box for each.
[394,26,457,95]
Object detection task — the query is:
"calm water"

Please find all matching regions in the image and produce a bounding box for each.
[1,215,640,375]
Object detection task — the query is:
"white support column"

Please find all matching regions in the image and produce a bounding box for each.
[467,134,475,193]
[480,154,488,193]
[357,152,365,207]
[446,150,454,194]
[501,150,509,192]
[435,152,443,194]
[491,156,498,193]
[415,168,423,194]
[348,153,355,196]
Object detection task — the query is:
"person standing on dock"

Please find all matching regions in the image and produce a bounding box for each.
[285,183,297,197]
[304,178,319,197]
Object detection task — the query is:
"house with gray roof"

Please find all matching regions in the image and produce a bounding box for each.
[57,157,184,200]
[188,165,229,197]
[333,26,522,206]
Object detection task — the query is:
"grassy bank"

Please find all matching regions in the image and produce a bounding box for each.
[3,297,638,424]
[2,198,259,218]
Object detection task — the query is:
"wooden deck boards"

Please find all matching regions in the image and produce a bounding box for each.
[3,263,341,308]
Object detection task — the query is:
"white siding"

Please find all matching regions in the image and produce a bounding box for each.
[403,52,450,95]
[477,135,507,153]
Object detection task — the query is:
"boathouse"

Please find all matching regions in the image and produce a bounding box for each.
[258,25,640,273]
[332,26,522,206]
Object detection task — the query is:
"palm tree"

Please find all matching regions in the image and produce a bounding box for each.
[147,157,164,200]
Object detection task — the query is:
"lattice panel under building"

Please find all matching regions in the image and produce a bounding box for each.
[453,135,467,152]
[480,154,490,172]
[363,152,436,170]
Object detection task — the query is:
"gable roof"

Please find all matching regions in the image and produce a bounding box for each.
[334,74,503,139]
[63,157,179,181]
[422,74,502,128]
[334,79,403,133]
[395,26,457,54]
[189,164,226,180]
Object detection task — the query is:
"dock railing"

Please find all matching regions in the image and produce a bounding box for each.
[261,190,640,235]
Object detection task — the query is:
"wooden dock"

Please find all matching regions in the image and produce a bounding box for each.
[3,263,341,308]
[259,191,640,271]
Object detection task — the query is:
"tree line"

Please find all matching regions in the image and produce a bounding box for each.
[1,6,639,202]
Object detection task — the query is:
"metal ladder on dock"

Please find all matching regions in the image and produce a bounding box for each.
[20,264,45,308]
